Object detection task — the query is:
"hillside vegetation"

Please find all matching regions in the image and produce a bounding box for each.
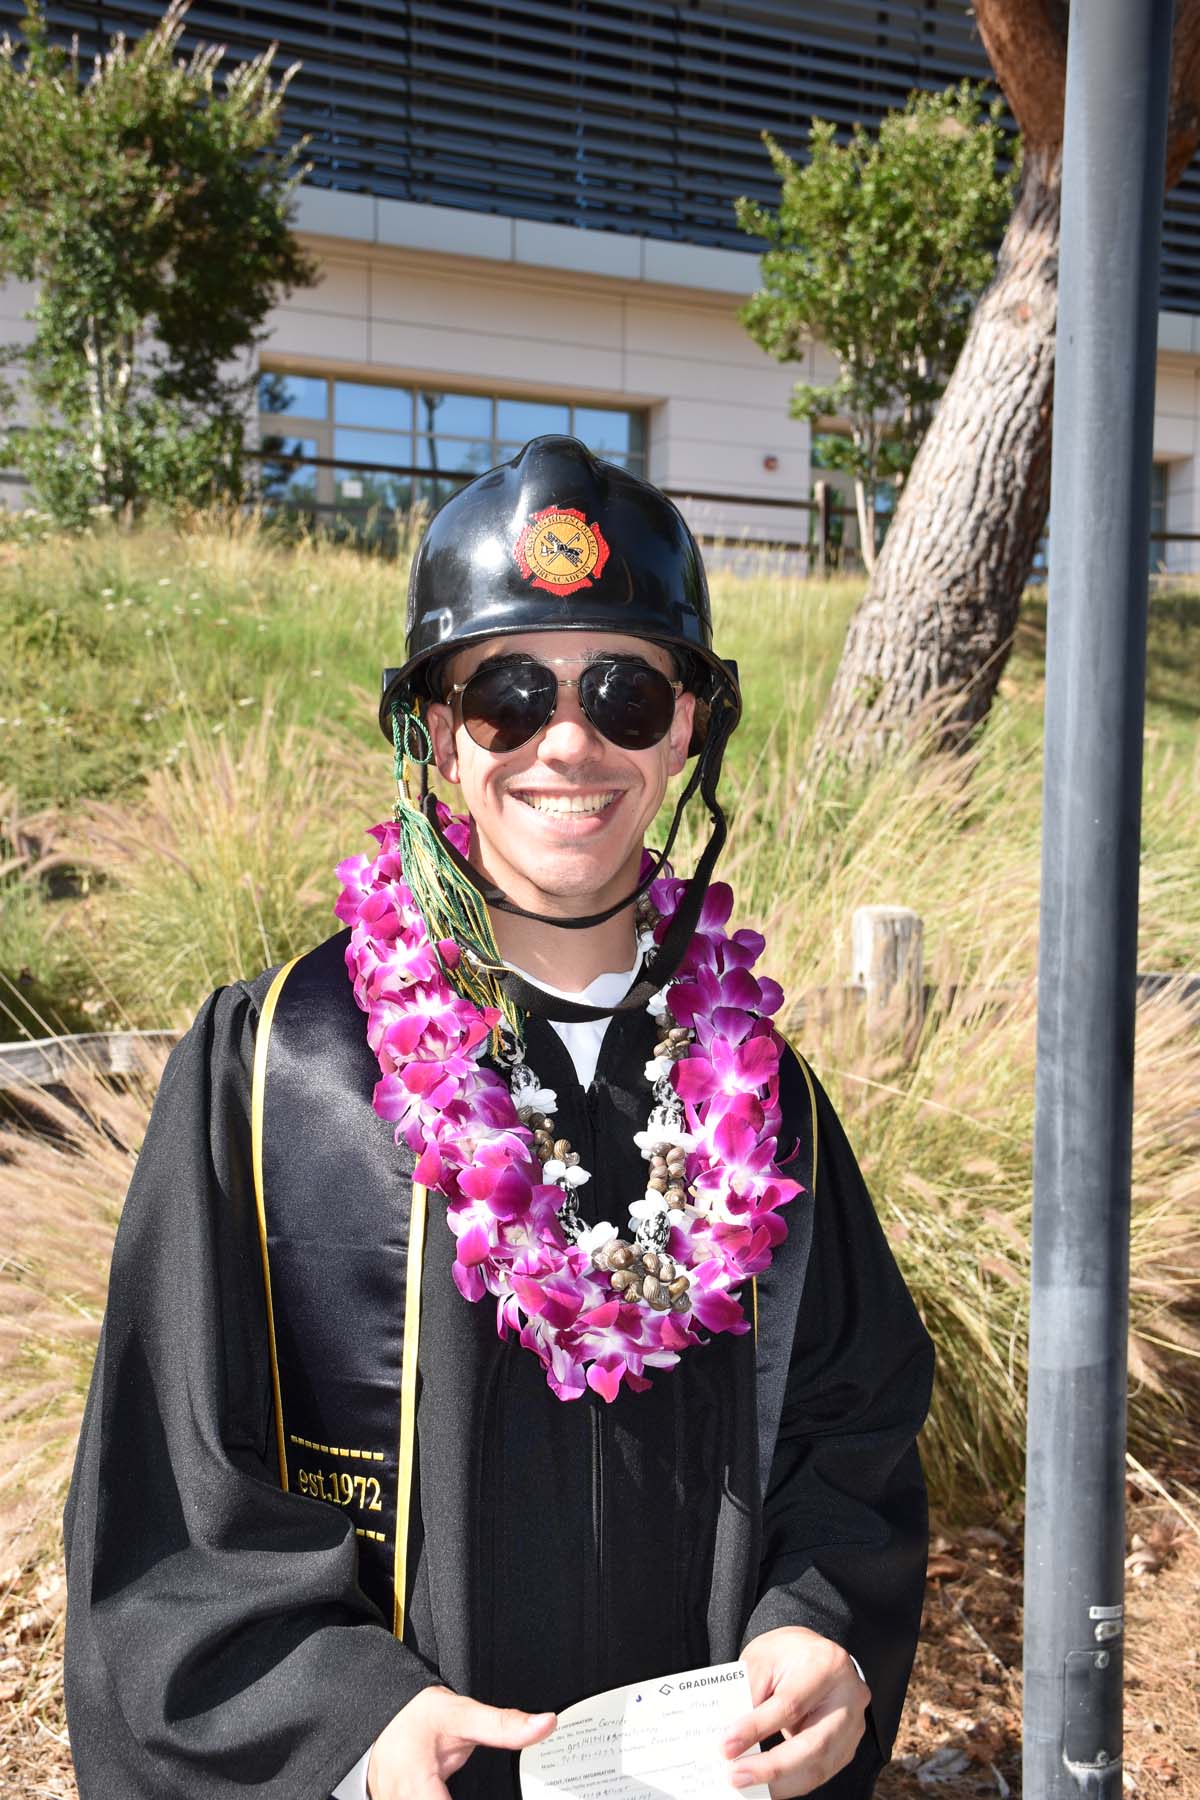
[1,518,1197,1535]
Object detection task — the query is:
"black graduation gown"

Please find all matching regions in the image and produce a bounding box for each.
[64,930,934,1800]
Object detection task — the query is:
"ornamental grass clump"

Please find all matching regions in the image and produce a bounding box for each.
[71,702,386,1027]
[665,672,1200,1514]
[0,1052,168,1791]
[0,1056,166,1561]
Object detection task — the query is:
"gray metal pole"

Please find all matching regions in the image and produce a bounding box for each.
[1024,4,1173,1795]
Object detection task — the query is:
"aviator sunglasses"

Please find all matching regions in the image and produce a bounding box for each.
[444,653,683,755]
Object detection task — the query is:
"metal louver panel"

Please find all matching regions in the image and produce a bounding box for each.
[5,0,1200,314]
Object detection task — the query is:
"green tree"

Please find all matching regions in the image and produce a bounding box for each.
[0,0,316,526]
[736,83,1015,572]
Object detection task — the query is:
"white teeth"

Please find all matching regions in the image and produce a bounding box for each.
[518,791,617,816]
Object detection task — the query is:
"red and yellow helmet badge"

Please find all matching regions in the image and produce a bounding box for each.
[513,506,610,598]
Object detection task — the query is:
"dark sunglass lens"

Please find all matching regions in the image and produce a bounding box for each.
[461,660,556,753]
[581,661,676,750]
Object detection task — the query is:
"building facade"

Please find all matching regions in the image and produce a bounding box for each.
[4,0,1200,569]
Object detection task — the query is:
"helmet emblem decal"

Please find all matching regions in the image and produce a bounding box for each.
[513,506,610,597]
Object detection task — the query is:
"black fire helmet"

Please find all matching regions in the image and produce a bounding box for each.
[377,436,742,1025]
[378,434,741,753]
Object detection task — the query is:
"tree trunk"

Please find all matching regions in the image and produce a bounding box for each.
[853,475,876,574]
[816,145,1061,761]
[83,317,109,503]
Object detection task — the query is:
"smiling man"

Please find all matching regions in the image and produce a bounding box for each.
[64,437,933,1800]
[424,630,692,984]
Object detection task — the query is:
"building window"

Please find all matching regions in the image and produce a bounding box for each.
[258,373,646,522]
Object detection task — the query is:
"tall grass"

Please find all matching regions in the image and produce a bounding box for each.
[0,1059,164,1559]
[664,706,1200,1510]
[71,702,386,1024]
[1,518,1198,1521]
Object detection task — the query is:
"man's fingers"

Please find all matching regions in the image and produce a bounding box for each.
[722,1691,794,1757]
[730,1702,860,1798]
[723,1667,834,1755]
[445,1695,557,1751]
[367,1687,555,1797]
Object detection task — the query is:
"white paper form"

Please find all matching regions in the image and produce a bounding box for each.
[519,1660,771,1800]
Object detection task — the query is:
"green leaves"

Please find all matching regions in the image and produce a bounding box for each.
[0,0,316,523]
[736,83,1017,560]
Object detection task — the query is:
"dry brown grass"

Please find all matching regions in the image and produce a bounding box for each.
[0,1054,167,1798]
[0,1060,165,1563]
[67,702,386,1028]
[660,705,1200,1512]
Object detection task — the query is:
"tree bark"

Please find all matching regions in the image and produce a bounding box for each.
[818,145,1060,758]
[853,474,876,574]
[83,317,109,503]
[812,0,1200,767]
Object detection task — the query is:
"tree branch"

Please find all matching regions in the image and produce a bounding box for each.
[975,0,1200,190]
[1167,0,1200,187]
[973,0,1068,150]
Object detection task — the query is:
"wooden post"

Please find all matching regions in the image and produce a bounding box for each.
[852,905,924,1037]
[813,479,831,578]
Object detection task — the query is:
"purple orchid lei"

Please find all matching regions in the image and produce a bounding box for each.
[334,809,805,1402]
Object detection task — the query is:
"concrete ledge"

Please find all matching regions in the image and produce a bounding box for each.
[1158,310,1194,353]
[294,186,376,243]
[294,189,1200,320]
[293,186,760,295]
[513,217,642,280]
[376,196,514,260]
[642,238,756,295]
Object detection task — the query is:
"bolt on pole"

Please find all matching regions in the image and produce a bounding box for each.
[1024,3,1173,1796]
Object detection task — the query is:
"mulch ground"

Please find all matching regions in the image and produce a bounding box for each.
[877,1498,1200,1799]
[2,1500,1197,1798]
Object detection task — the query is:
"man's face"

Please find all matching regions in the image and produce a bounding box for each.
[425,630,696,921]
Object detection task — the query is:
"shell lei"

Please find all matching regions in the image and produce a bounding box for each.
[335,810,805,1403]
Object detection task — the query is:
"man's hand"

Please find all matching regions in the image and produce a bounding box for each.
[367,1685,556,1799]
[723,1627,870,1796]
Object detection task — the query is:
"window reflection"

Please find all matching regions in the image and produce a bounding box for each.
[573,407,637,456]
[257,372,646,529]
[260,435,319,501]
[416,436,493,475]
[414,475,464,509]
[333,427,412,472]
[334,381,413,431]
[334,426,414,511]
[335,468,414,511]
[418,391,491,437]
[496,398,570,441]
[259,374,327,420]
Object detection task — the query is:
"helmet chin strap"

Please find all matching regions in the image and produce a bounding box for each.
[419,704,735,1023]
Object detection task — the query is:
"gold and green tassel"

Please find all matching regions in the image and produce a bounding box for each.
[389,704,522,1046]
